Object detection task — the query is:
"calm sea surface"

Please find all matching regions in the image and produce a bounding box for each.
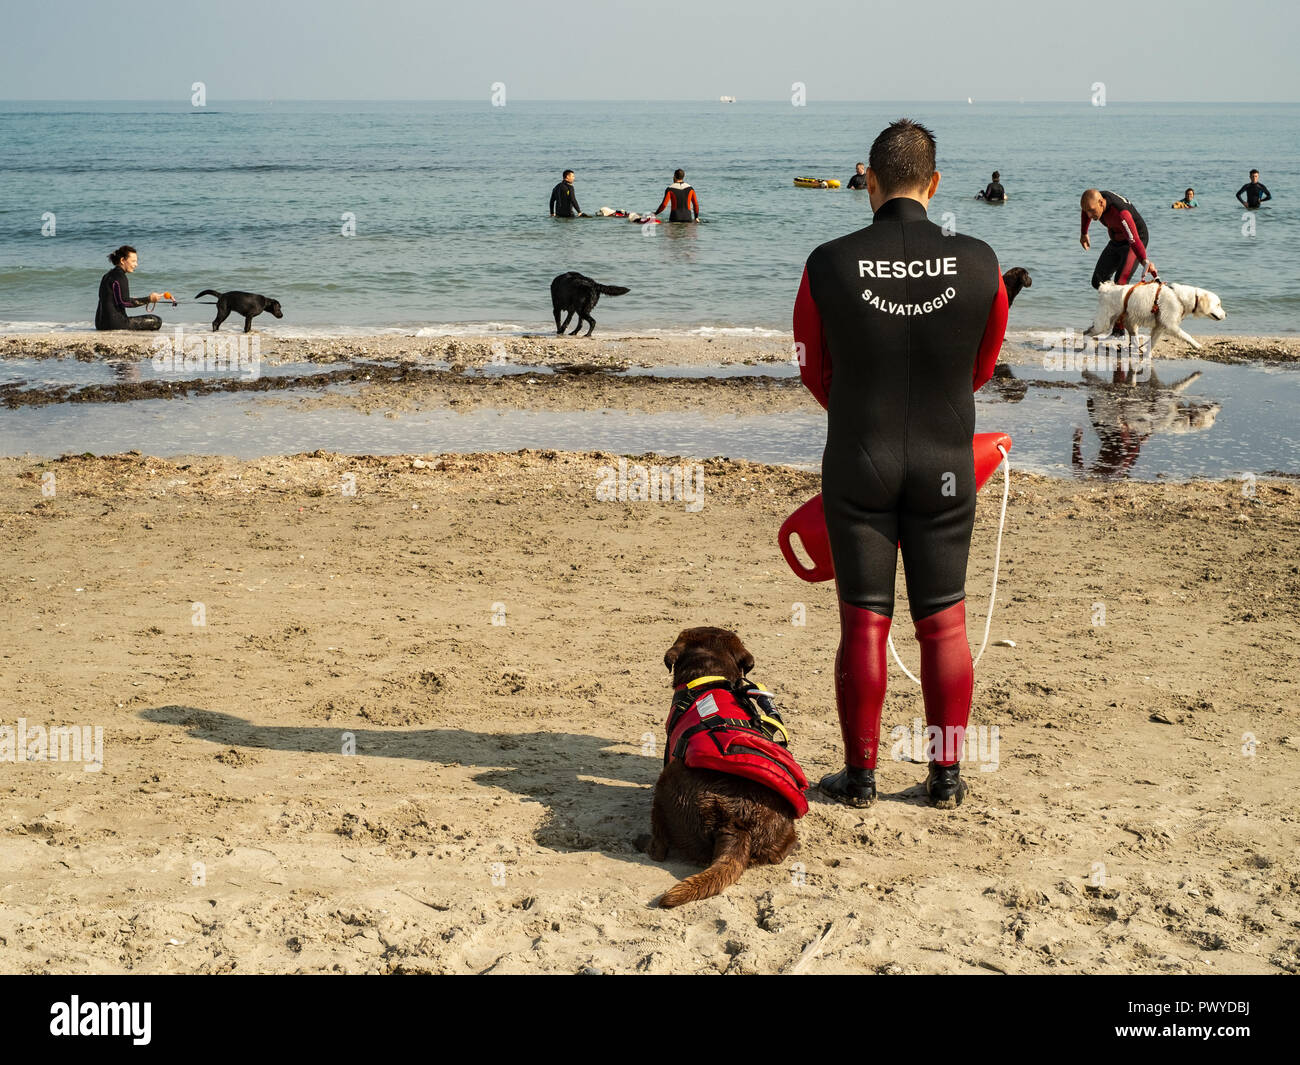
[2,100,1296,336]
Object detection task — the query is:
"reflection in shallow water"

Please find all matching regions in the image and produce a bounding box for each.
[985,363,1236,479]
[0,356,351,389]
[1,358,1296,481]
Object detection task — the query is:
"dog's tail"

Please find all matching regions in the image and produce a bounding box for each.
[658,828,751,908]
[194,289,221,300]
[597,284,630,297]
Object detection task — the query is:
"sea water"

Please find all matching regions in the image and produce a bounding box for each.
[2,100,1296,336]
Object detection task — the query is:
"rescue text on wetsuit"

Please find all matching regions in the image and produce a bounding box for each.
[793,196,1007,620]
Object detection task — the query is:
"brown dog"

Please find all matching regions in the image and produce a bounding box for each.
[646,627,800,907]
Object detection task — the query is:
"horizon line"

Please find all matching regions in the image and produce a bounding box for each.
[2,97,1298,105]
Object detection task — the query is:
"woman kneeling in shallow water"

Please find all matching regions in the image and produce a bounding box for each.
[95,245,168,331]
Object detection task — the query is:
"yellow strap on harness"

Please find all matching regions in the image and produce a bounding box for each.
[741,681,793,745]
[685,675,730,688]
[759,714,792,744]
[680,676,792,743]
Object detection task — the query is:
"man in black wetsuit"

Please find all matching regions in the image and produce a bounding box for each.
[980,171,1005,202]
[1237,170,1272,209]
[793,119,1008,808]
[95,245,163,331]
[847,163,868,190]
[549,170,584,218]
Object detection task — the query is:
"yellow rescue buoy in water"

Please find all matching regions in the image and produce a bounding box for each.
[794,177,841,189]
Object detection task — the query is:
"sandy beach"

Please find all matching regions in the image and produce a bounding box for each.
[2,434,1298,973]
[5,0,1299,997]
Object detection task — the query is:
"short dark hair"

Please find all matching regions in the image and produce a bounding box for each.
[108,244,137,266]
[992,171,1000,180]
[673,168,685,182]
[1186,188,1195,196]
[868,119,936,196]
[1250,169,1259,176]
[563,169,574,179]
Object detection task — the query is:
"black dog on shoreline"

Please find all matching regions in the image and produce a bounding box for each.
[550,272,629,337]
[1002,267,1032,308]
[195,289,284,333]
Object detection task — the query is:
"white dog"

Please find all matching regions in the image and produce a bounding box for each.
[1084,280,1226,354]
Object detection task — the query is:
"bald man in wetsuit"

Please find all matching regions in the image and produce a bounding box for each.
[1080,188,1157,289]
[794,119,1008,808]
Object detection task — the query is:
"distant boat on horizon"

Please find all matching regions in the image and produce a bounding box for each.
[720,95,737,104]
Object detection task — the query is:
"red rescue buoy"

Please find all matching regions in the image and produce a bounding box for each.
[778,432,1012,583]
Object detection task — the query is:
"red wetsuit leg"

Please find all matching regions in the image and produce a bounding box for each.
[915,600,972,766]
[834,600,891,769]
[1116,246,1141,284]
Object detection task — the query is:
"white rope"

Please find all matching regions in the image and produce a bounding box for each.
[887,445,1010,684]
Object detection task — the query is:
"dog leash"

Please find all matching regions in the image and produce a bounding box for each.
[1114,277,1163,333]
[887,442,1010,684]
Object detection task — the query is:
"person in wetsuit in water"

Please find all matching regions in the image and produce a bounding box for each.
[549,170,585,218]
[1079,188,1156,289]
[1236,169,1272,209]
[95,245,164,331]
[654,169,700,222]
[793,119,1008,808]
[980,170,1005,202]
[847,162,868,190]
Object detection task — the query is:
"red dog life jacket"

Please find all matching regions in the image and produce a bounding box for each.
[665,678,810,818]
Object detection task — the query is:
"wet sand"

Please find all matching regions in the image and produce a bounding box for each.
[3,330,1296,417]
[1,449,1297,974]
[3,329,1299,370]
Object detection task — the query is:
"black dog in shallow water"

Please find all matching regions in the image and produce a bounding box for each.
[550,272,629,337]
[1002,267,1032,308]
[195,289,284,332]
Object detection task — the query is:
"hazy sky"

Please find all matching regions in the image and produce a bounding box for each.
[4,0,1297,102]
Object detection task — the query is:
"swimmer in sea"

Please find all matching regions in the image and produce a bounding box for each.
[978,171,1005,202]
[95,245,165,331]
[1236,170,1271,209]
[653,169,700,222]
[549,170,585,218]
[847,162,868,190]
[1172,188,1197,209]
